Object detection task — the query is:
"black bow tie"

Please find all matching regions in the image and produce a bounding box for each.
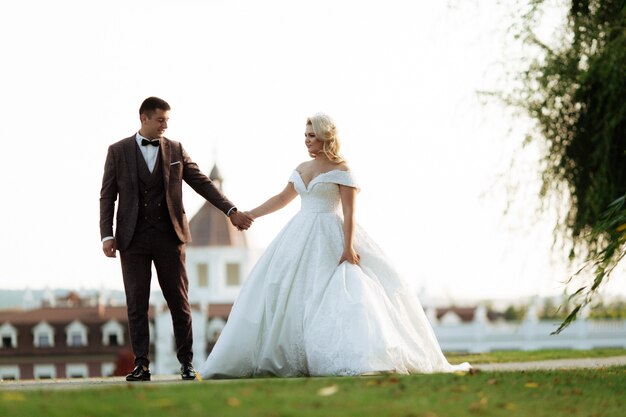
[141,139,160,147]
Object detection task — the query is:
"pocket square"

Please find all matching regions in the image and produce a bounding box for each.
[170,161,180,166]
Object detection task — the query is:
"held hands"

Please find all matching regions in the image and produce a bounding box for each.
[339,247,360,265]
[102,239,117,258]
[230,211,254,231]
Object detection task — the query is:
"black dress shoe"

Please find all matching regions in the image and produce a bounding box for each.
[126,365,151,382]
[181,363,197,380]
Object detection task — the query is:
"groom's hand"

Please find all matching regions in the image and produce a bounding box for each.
[102,239,117,258]
[230,211,253,231]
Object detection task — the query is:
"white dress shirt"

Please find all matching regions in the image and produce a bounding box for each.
[135,132,159,173]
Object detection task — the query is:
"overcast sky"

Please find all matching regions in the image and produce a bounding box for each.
[1,0,623,302]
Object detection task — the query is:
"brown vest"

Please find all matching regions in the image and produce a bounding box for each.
[135,148,172,233]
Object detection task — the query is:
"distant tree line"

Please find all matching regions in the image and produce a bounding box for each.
[500,298,626,321]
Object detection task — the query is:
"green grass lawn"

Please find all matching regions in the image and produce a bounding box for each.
[2,350,625,417]
[2,365,626,417]
[445,347,626,364]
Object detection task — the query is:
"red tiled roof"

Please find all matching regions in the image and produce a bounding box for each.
[435,307,501,322]
[437,307,476,322]
[0,303,233,325]
[0,306,152,325]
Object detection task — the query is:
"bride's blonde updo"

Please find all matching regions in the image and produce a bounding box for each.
[306,113,344,163]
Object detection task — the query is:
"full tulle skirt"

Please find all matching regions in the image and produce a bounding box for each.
[199,210,470,378]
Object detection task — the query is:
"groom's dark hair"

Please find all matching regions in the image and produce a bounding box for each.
[139,96,171,117]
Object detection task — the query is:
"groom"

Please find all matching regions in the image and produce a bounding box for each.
[100,96,253,381]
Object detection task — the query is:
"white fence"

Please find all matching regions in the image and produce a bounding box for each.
[431,308,626,353]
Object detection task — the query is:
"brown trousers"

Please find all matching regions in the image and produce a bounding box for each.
[120,226,192,368]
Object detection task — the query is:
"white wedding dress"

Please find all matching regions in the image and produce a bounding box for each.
[199,170,470,378]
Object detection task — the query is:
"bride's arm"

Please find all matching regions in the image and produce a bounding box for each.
[339,185,360,264]
[246,183,298,219]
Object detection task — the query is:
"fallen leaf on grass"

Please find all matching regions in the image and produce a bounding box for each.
[154,398,174,408]
[496,402,517,410]
[504,403,517,411]
[227,397,240,407]
[524,382,539,388]
[317,384,339,396]
[469,396,489,412]
[2,392,25,402]
[487,378,499,385]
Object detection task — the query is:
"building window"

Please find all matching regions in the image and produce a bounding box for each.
[197,263,209,287]
[0,323,18,349]
[2,335,15,349]
[2,336,13,348]
[225,263,240,286]
[0,365,19,380]
[33,322,55,348]
[34,364,56,379]
[69,332,83,347]
[65,320,88,347]
[66,363,88,378]
[38,334,51,347]
[101,362,115,377]
[101,320,125,346]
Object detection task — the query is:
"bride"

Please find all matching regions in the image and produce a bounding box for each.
[199,113,470,378]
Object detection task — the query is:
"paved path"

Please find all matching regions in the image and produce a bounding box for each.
[2,356,626,391]
[474,355,626,372]
[0,375,185,391]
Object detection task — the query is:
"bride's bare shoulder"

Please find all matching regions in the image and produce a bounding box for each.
[335,161,350,172]
[295,161,312,173]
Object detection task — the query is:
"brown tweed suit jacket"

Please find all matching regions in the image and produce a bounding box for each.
[99,135,234,251]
